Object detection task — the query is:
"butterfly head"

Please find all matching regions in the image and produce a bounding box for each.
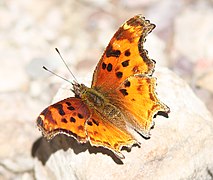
[72,81,88,99]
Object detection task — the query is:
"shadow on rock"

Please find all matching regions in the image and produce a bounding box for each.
[31,134,123,165]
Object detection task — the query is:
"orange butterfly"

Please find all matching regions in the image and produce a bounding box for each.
[37,15,170,159]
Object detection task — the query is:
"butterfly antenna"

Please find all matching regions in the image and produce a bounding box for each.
[43,66,72,84]
[55,48,78,83]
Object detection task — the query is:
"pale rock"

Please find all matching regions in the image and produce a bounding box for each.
[174,5,213,63]
[0,157,33,174]
[147,0,183,32]
[145,34,169,68]
[18,173,34,180]
[26,57,62,80]
[119,0,159,8]
[172,56,194,81]
[194,58,213,78]
[0,55,29,92]
[0,92,43,179]
[196,70,213,93]
[33,68,213,180]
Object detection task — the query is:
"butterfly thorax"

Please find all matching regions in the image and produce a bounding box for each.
[73,82,104,107]
[73,82,122,120]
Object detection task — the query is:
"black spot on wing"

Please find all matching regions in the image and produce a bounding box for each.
[92,119,99,126]
[65,101,71,106]
[106,45,121,58]
[121,60,130,67]
[119,89,128,96]
[116,71,123,79]
[124,49,131,56]
[87,121,93,126]
[67,106,75,111]
[102,62,107,70]
[70,117,76,123]
[107,63,113,72]
[61,118,68,123]
[124,80,131,87]
[52,104,65,116]
[78,113,84,119]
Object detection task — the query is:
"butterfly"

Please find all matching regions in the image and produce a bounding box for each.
[37,15,170,159]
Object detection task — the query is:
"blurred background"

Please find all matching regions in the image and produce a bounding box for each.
[0,0,213,179]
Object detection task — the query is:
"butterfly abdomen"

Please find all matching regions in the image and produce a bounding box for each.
[102,104,122,119]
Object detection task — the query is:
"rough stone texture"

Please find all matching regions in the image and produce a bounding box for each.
[0,93,42,180]
[0,55,29,92]
[33,68,213,180]
[174,4,213,63]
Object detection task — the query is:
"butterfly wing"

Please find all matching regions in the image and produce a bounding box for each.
[37,96,138,158]
[109,75,170,137]
[92,15,155,92]
[37,97,91,143]
[85,111,138,159]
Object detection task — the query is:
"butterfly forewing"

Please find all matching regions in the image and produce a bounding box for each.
[92,15,155,93]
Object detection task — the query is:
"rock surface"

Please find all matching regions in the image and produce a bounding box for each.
[33,68,213,180]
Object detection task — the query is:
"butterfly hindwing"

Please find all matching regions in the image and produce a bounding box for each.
[107,75,169,137]
[85,111,138,159]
